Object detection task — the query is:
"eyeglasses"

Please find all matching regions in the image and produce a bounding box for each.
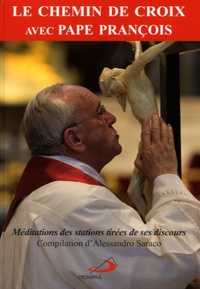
[68,105,107,128]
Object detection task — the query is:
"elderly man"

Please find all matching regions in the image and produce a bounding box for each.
[0,84,200,289]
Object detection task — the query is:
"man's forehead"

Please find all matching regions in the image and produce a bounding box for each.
[62,84,90,94]
[63,85,99,103]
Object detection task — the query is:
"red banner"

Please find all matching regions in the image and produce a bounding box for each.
[1,0,200,41]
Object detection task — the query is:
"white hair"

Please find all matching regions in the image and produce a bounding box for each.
[21,83,76,155]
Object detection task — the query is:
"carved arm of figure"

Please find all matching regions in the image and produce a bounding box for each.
[99,41,175,219]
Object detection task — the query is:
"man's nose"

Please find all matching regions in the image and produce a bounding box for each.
[106,110,117,125]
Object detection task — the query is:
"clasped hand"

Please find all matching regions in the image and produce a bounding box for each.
[134,112,178,183]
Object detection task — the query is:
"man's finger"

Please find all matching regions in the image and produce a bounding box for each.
[160,118,168,144]
[151,112,160,143]
[167,124,175,147]
[141,118,151,148]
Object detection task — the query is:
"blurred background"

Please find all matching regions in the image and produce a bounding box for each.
[0,41,200,232]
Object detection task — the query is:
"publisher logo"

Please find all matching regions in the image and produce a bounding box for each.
[88,257,117,273]
[78,257,117,280]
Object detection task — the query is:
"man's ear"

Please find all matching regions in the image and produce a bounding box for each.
[63,128,85,153]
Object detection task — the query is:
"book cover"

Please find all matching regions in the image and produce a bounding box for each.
[0,1,200,289]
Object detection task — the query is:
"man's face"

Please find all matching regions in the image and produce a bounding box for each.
[71,87,122,171]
